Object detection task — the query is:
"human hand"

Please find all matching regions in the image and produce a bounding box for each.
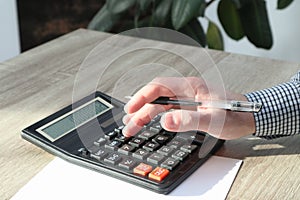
[122,77,255,140]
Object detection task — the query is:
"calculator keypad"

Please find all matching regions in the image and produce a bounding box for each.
[23,92,224,194]
[85,114,205,183]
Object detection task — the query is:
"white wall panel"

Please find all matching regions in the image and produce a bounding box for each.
[0,0,20,62]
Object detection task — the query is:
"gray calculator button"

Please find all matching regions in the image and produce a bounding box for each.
[118,144,135,155]
[161,157,180,170]
[180,144,197,153]
[115,134,129,143]
[105,140,122,150]
[132,149,150,160]
[129,138,145,148]
[149,127,161,133]
[118,158,136,170]
[143,141,160,152]
[176,132,204,145]
[93,137,106,146]
[114,126,124,134]
[138,131,157,140]
[152,135,170,145]
[172,150,188,161]
[157,146,174,156]
[167,139,184,149]
[105,131,117,140]
[90,149,108,161]
[147,153,165,165]
[104,153,122,165]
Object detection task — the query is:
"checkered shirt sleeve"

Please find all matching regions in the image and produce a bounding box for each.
[244,71,300,139]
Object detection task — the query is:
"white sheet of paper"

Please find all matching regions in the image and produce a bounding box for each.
[12,156,242,200]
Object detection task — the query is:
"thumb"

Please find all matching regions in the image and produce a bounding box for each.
[160,110,210,133]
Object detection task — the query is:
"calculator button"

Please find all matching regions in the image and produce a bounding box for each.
[118,144,135,155]
[180,144,197,153]
[133,149,150,160]
[152,135,170,145]
[147,153,165,165]
[147,117,159,127]
[161,130,174,137]
[104,153,122,165]
[192,133,205,145]
[161,157,179,170]
[138,131,158,140]
[157,146,174,156]
[93,137,106,146]
[90,149,108,161]
[150,118,162,126]
[176,132,205,145]
[115,134,130,143]
[175,132,194,142]
[114,125,124,134]
[105,140,122,150]
[78,147,90,157]
[172,150,188,161]
[133,163,153,177]
[143,141,160,152]
[119,158,137,170]
[149,167,170,182]
[167,139,184,149]
[129,138,145,148]
[105,131,117,140]
[149,126,161,134]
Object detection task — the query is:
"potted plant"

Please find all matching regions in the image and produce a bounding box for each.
[88,0,293,50]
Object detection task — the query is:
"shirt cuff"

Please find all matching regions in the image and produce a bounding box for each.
[244,82,300,139]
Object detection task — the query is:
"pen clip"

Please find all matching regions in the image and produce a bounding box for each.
[230,101,262,112]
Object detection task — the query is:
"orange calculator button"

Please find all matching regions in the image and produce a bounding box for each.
[133,163,153,176]
[149,167,170,182]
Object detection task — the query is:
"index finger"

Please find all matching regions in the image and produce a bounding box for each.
[124,77,203,114]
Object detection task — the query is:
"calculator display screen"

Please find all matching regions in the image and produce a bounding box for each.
[36,97,113,142]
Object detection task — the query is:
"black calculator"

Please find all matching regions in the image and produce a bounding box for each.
[21,91,224,194]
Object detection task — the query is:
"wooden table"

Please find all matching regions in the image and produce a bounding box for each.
[1,29,300,200]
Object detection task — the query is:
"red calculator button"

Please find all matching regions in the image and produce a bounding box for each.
[149,167,170,182]
[133,163,153,176]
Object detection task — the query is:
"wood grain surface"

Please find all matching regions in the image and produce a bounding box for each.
[1,29,299,200]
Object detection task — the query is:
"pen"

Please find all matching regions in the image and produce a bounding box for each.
[125,96,262,113]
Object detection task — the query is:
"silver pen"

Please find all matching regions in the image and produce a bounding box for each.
[125,96,262,113]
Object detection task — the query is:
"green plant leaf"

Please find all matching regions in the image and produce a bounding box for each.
[87,4,119,31]
[198,1,206,17]
[207,21,224,50]
[218,0,244,40]
[180,18,206,47]
[238,0,273,49]
[106,0,136,14]
[114,20,135,33]
[277,0,293,9]
[137,17,152,27]
[138,0,152,11]
[231,0,242,8]
[171,0,204,30]
[153,0,173,26]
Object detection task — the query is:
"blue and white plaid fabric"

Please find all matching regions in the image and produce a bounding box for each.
[245,71,300,139]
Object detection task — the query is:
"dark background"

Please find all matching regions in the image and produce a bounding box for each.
[17,0,104,51]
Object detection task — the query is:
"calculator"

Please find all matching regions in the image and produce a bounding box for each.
[21,91,224,194]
